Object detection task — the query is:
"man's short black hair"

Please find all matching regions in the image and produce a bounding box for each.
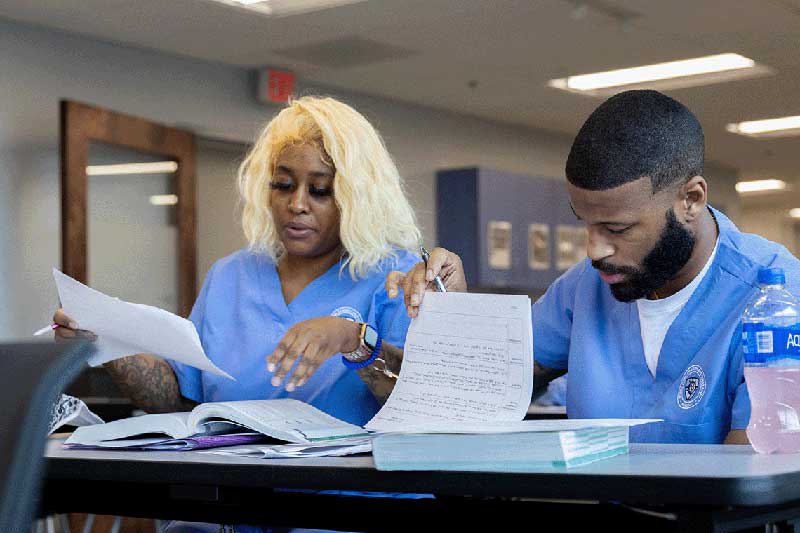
[565,90,704,193]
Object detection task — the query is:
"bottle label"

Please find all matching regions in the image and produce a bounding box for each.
[742,323,800,364]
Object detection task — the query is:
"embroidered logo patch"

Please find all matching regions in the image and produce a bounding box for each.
[331,306,363,323]
[677,364,706,410]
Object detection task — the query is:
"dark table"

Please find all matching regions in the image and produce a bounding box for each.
[42,439,800,532]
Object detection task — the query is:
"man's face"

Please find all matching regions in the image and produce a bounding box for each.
[567,177,696,302]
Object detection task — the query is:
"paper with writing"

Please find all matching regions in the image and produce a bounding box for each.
[366,292,533,432]
[53,269,232,378]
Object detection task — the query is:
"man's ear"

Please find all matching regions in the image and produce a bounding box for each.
[677,176,707,223]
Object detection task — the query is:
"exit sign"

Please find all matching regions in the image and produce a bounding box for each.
[257,69,295,103]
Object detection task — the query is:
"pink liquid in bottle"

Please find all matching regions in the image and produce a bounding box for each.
[745,366,800,454]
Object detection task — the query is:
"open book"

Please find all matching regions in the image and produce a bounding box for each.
[65,399,368,451]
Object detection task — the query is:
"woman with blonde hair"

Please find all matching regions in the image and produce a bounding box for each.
[54,95,421,425]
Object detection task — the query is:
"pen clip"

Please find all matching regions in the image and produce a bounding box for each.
[420,246,430,267]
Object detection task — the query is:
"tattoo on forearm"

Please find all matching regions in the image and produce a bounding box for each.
[356,342,403,405]
[533,361,566,399]
[105,354,197,413]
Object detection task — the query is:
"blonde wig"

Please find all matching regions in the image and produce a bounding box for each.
[238,96,421,279]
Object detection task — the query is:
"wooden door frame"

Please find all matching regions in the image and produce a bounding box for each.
[60,100,197,317]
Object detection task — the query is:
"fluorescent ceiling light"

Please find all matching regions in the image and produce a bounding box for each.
[149,194,179,206]
[548,53,772,96]
[735,179,787,194]
[727,115,800,138]
[789,208,800,219]
[205,0,367,17]
[87,161,178,176]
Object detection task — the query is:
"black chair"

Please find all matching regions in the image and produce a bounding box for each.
[0,340,94,532]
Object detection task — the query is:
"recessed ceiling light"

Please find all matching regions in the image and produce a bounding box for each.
[548,53,772,96]
[86,162,178,176]
[204,0,367,17]
[735,179,787,194]
[789,208,800,219]
[726,115,800,138]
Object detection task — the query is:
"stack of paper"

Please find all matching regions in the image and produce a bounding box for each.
[372,420,657,471]
[66,433,269,451]
[201,436,373,458]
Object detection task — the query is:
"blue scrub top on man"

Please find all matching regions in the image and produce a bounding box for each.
[534,208,800,443]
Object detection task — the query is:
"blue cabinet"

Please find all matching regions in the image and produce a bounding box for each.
[436,167,586,291]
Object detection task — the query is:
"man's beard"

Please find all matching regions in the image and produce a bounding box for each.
[592,208,696,302]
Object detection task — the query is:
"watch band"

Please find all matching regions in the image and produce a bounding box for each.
[342,323,376,363]
[342,336,382,370]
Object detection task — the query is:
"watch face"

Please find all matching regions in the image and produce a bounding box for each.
[363,324,379,350]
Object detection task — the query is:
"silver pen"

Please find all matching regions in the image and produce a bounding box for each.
[420,246,447,293]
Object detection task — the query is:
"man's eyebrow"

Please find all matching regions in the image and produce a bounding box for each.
[569,203,632,226]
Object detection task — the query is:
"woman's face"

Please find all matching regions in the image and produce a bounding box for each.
[269,142,342,259]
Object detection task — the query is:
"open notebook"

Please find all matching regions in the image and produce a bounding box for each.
[65,399,367,451]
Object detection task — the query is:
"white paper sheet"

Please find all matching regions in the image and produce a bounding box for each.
[53,269,233,379]
[366,292,533,432]
[48,394,104,435]
[200,436,373,458]
[389,418,662,435]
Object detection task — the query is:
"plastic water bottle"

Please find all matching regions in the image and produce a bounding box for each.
[742,267,800,453]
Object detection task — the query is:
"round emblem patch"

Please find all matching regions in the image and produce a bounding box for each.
[677,364,706,410]
[330,306,363,323]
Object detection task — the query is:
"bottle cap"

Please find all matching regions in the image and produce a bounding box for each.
[758,267,785,285]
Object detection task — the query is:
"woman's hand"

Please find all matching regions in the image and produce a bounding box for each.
[53,308,97,341]
[385,247,467,318]
[267,316,361,391]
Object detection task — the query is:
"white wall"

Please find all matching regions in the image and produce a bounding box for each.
[0,150,18,335]
[704,162,742,223]
[195,139,248,279]
[739,205,799,256]
[0,18,577,339]
[0,18,754,340]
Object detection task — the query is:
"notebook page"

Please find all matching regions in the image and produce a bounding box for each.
[366,292,533,432]
[189,399,368,443]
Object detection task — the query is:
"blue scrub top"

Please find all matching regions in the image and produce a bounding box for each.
[533,208,800,444]
[169,248,418,427]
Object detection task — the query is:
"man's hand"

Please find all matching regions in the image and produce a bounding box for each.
[724,429,749,445]
[385,247,467,317]
[267,316,361,391]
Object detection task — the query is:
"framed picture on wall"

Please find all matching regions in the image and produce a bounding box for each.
[556,225,576,271]
[488,220,512,270]
[528,223,550,270]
